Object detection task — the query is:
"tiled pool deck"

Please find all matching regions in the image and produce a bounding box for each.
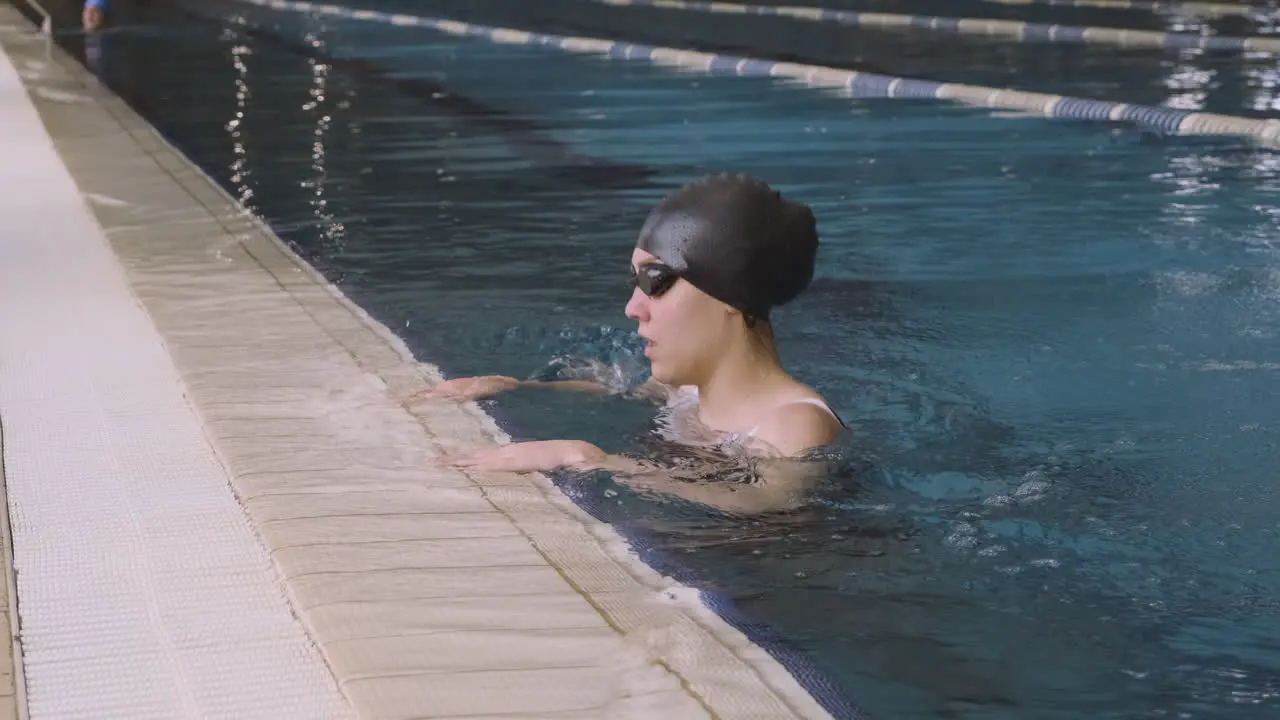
[0,8,835,719]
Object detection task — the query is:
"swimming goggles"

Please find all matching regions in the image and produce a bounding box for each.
[630,262,680,298]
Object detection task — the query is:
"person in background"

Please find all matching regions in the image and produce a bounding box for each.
[82,0,107,31]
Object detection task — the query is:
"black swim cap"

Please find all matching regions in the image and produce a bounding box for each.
[636,173,818,321]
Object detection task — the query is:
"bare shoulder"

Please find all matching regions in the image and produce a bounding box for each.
[750,395,844,457]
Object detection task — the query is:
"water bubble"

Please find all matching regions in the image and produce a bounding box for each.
[1013,479,1044,497]
[1015,477,1051,500]
[946,522,979,549]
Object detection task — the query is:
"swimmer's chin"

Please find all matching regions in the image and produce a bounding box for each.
[643,349,679,386]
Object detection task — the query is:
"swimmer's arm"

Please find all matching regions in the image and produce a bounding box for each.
[519,379,614,395]
[595,405,844,514]
[407,375,671,403]
[526,377,672,402]
[445,439,826,515]
[594,455,824,516]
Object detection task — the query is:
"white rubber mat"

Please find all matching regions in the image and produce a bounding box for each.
[0,32,353,720]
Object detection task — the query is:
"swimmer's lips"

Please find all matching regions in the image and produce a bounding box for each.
[640,337,655,358]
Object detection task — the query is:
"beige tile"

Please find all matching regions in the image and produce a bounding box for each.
[374,365,433,399]
[0,624,11,693]
[205,434,338,460]
[328,329,407,374]
[323,627,628,678]
[260,512,517,547]
[273,535,545,578]
[170,346,351,375]
[476,483,562,515]
[182,384,320,407]
[507,521,642,594]
[585,594,805,719]
[218,443,434,478]
[453,469,538,488]
[193,399,329,422]
[216,437,429,472]
[307,595,606,643]
[294,298,378,337]
[204,417,333,439]
[288,565,569,609]
[221,446,361,478]
[246,488,492,523]
[342,664,688,720]
[234,467,471,499]
[428,703,711,720]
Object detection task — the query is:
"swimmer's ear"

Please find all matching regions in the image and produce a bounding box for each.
[719,304,761,329]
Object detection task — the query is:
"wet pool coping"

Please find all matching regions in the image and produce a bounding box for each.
[0,445,20,720]
[0,10,836,720]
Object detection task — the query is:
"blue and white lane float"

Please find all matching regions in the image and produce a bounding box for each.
[233,0,1280,151]
[590,0,1280,54]
[979,0,1273,21]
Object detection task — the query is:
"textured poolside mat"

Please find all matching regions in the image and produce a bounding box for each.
[0,17,353,720]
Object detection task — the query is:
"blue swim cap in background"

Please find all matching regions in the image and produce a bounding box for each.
[85,0,108,11]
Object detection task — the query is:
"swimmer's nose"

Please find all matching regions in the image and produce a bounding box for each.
[624,287,648,323]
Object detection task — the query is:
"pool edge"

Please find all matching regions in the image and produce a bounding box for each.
[0,10,845,720]
[0,416,27,720]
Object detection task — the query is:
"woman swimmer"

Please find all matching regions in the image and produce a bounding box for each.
[415,173,847,513]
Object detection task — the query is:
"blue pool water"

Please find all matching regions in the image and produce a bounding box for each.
[39,0,1280,716]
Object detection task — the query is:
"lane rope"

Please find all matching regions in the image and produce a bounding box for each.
[590,0,1280,55]
[231,0,1280,146]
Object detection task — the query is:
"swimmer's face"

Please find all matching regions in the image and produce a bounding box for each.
[83,7,106,31]
[625,248,740,386]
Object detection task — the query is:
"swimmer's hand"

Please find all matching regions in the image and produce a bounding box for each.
[442,439,607,473]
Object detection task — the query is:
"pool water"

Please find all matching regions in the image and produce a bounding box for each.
[43,0,1280,716]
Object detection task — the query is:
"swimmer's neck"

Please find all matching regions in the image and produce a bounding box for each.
[690,328,792,433]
